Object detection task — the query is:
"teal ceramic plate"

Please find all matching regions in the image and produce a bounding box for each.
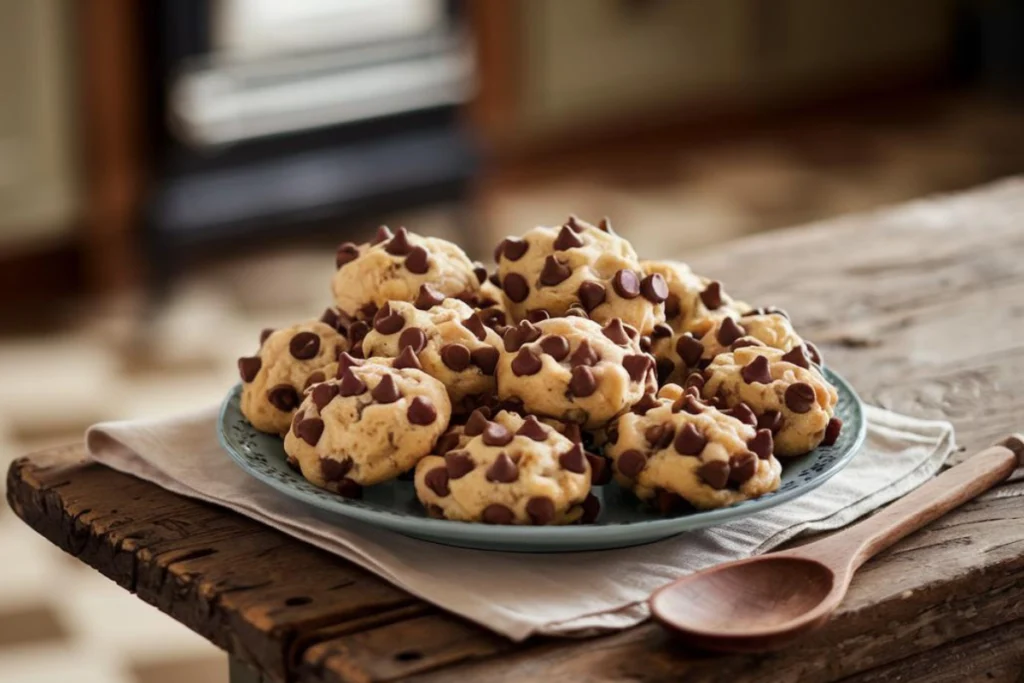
[218,368,865,552]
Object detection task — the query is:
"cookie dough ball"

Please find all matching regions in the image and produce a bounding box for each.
[332,226,480,318]
[699,346,839,457]
[606,386,782,512]
[238,319,348,435]
[495,316,656,428]
[414,410,594,524]
[495,216,668,333]
[284,360,452,493]
[641,260,748,334]
[360,299,503,413]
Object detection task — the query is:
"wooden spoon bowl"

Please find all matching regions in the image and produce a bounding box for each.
[650,435,1024,653]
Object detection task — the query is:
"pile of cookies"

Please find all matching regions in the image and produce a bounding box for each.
[236,217,841,525]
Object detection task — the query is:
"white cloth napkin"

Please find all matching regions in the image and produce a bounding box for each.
[82,405,954,641]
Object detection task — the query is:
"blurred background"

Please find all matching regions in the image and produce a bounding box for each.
[0,1,1022,681]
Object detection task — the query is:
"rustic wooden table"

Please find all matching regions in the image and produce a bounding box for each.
[7,180,1024,682]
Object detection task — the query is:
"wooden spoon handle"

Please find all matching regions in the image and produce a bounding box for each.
[793,435,1023,571]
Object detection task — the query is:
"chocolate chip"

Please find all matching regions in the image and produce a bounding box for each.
[578,281,606,312]
[486,452,519,483]
[372,304,404,334]
[562,423,583,444]
[464,409,490,436]
[471,262,488,284]
[320,456,353,481]
[374,225,394,244]
[587,452,611,485]
[822,417,843,446]
[268,385,300,411]
[405,246,430,274]
[425,467,450,496]
[731,338,762,351]
[748,429,774,460]
[675,333,704,367]
[290,332,321,360]
[435,432,461,456]
[470,346,499,375]
[441,343,471,372]
[407,396,438,425]
[371,374,401,404]
[482,422,514,446]
[741,355,773,384]
[785,382,816,413]
[393,346,423,371]
[488,272,501,287]
[570,366,598,397]
[757,410,784,434]
[623,354,652,383]
[527,496,555,525]
[781,345,812,369]
[553,225,585,250]
[539,334,570,361]
[714,318,744,346]
[336,242,360,268]
[580,492,601,523]
[674,424,707,455]
[570,340,599,367]
[698,460,730,489]
[304,372,326,391]
[617,449,647,477]
[311,383,339,410]
[238,356,262,382]
[684,371,706,391]
[540,255,572,286]
[559,443,587,473]
[728,452,757,485]
[260,328,275,345]
[398,327,427,353]
[445,451,475,479]
[566,215,584,233]
[743,306,789,319]
[701,281,723,310]
[602,318,631,346]
[415,284,446,310]
[296,417,325,446]
[652,323,673,339]
[677,395,704,415]
[726,402,757,426]
[631,393,659,415]
[503,237,529,261]
[517,416,549,441]
[664,294,681,319]
[511,347,542,376]
[612,269,641,299]
[526,309,551,323]
[452,316,483,345]
[360,301,380,319]
[385,227,413,255]
[639,335,652,353]
[502,320,541,352]
[605,426,619,444]
[337,478,363,498]
[338,369,367,397]
[503,273,530,303]
[482,503,514,524]
[597,217,614,233]
[640,273,669,304]
[337,352,364,374]
[645,424,675,449]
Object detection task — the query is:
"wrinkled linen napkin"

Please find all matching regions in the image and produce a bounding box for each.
[82,405,953,641]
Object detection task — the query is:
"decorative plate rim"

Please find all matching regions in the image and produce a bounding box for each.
[218,368,866,543]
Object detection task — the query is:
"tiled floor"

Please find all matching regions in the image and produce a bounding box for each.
[1,94,1022,682]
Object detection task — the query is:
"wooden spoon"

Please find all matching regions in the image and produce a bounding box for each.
[649,435,1024,653]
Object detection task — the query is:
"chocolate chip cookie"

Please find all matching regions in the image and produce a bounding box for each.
[494,216,668,333]
[698,346,839,457]
[360,298,503,412]
[606,385,782,512]
[284,360,452,494]
[332,226,480,319]
[414,410,595,524]
[238,317,348,434]
[495,315,656,428]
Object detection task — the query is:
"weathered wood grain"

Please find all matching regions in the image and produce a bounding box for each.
[7,179,1024,682]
